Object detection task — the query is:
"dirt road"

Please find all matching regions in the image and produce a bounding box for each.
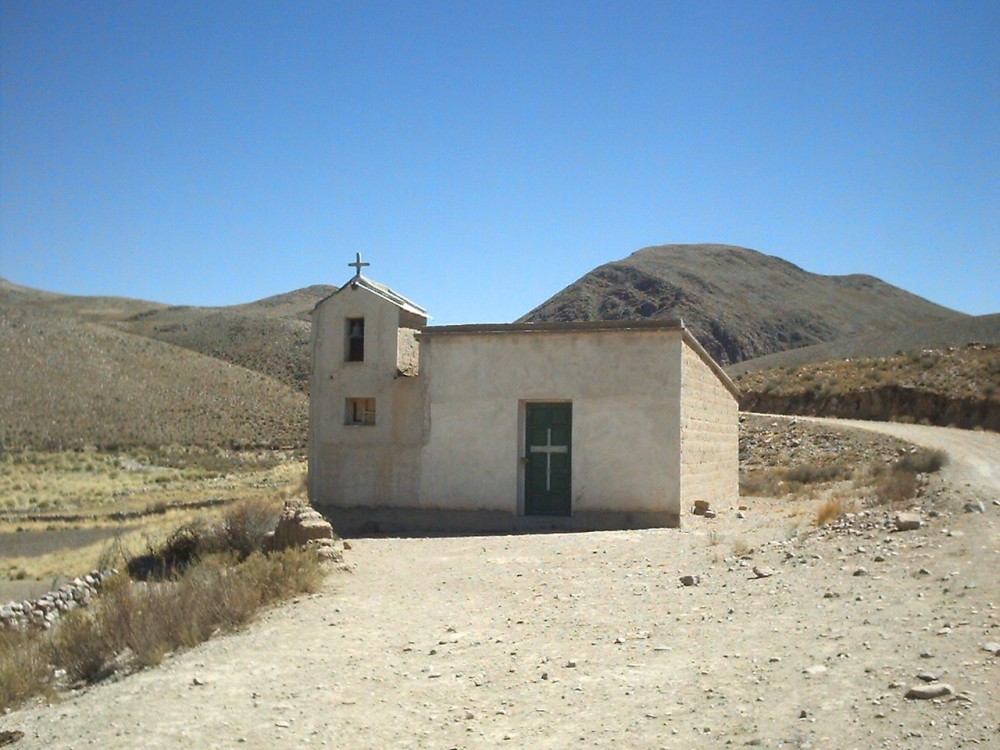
[803,417,1000,493]
[7,419,999,749]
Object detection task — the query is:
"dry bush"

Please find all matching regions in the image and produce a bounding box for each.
[784,463,852,486]
[740,462,852,497]
[0,628,50,711]
[739,471,783,497]
[212,497,284,560]
[896,449,948,474]
[816,497,849,526]
[48,609,121,684]
[1,525,326,712]
[870,448,947,507]
[873,468,918,507]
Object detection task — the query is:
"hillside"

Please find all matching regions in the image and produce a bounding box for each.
[0,280,334,393]
[735,343,1000,430]
[519,244,967,365]
[0,278,166,322]
[119,285,333,391]
[0,303,308,451]
[726,313,1000,376]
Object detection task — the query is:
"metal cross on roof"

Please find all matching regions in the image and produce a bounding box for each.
[348,252,370,277]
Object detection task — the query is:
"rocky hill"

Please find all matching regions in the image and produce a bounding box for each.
[519,244,967,365]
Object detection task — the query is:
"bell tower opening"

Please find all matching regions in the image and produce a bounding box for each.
[345,317,365,362]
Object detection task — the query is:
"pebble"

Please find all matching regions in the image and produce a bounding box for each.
[679,575,700,587]
[752,566,775,579]
[804,664,827,676]
[963,501,985,513]
[981,642,1000,656]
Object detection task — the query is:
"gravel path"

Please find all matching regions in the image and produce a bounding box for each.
[802,417,1000,493]
[6,420,1000,749]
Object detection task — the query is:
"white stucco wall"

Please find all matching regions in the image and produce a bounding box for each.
[679,337,739,509]
[417,329,684,518]
[309,285,426,508]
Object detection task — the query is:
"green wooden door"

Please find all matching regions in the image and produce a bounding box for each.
[524,403,572,516]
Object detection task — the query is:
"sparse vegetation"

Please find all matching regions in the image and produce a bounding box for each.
[740,416,949,517]
[735,345,1000,430]
[0,497,326,713]
[815,497,853,526]
[0,305,309,452]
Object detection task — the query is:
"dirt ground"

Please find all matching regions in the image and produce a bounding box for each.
[5,418,999,749]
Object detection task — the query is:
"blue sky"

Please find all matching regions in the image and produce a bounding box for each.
[1,1,997,324]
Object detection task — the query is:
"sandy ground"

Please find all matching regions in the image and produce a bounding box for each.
[5,418,999,749]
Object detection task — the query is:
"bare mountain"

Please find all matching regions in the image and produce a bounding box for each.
[0,281,332,450]
[0,303,307,451]
[118,285,334,391]
[519,244,967,365]
[0,281,335,392]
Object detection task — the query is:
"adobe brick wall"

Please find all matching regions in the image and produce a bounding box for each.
[679,342,739,511]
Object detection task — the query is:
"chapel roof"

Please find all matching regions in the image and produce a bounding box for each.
[315,274,429,318]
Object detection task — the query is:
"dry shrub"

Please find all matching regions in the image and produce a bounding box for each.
[870,448,947,507]
[816,497,849,526]
[784,463,852,485]
[0,544,326,712]
[739,471,783,497]
[896,449,948,474]
[873,468,918,507]
[213,497,283,559]
[48,609,120,684]
[740,462,853,498]
[0,628,50,711]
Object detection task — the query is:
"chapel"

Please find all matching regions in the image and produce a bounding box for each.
[308,255,739,534]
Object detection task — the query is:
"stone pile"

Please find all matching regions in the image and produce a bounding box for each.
[263,503,343,563]
[0,568,116,630]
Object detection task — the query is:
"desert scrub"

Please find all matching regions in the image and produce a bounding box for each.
[0,627,52,712]
[0,500,326,713]
[869,448,948,508]
[740,461,854,497]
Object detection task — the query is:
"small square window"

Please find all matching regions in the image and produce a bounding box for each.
[345,397,376,426]
[345,317,365,362]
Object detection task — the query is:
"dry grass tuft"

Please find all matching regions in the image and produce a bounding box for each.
[731,538,753,557]
[815,498,850,526]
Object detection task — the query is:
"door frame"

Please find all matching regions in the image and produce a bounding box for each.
[517,400,572,517]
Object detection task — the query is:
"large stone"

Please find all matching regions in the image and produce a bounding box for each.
[894,512,922,531]
[905,683,954,699]
[266,503,335,552]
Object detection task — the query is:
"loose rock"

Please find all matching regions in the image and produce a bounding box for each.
[905,683,954,699]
